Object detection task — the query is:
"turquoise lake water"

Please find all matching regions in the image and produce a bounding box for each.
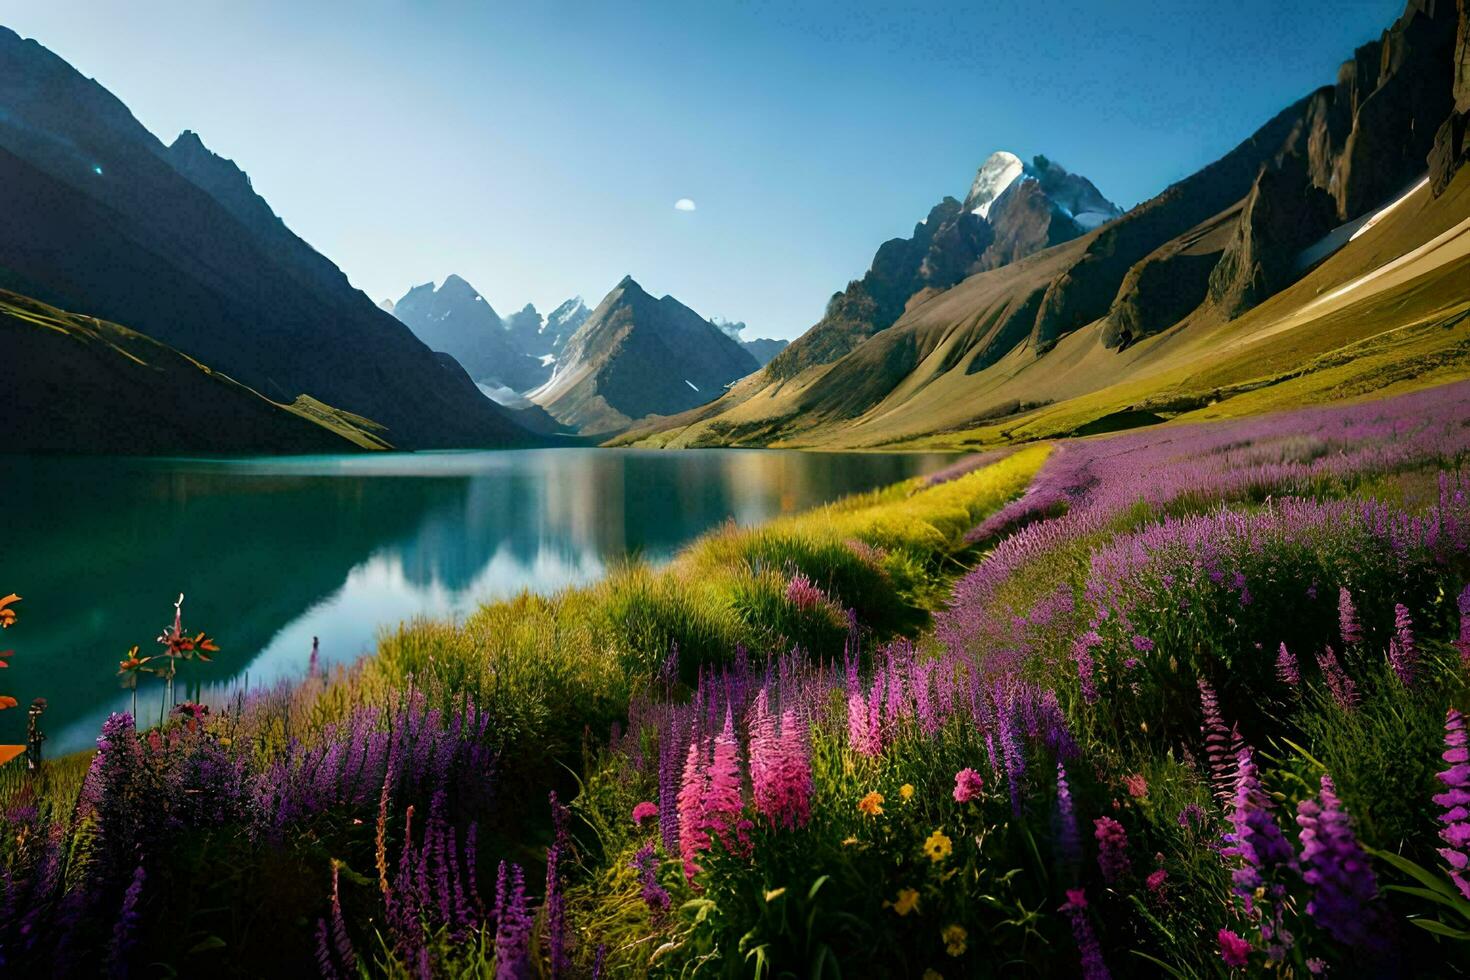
[0,448,958,752]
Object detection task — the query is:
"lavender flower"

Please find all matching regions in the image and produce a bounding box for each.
[1225,747,1297,900]
[492,861,532,980]
[1434,708,1470,900]
[1296,775,1384,950]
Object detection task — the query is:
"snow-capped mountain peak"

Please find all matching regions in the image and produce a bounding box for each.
[965,151,1025,218]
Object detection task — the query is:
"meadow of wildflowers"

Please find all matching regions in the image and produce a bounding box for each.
[7,381,1470,975]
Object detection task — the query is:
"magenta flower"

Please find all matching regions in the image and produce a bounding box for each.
[677,740,709,881]
[1123,773,1147,799]
[1217,928,1251,968]
[1146,867,1167,894]
[785,572,827,611]
[631,801,659,827]
[1434,708,1470,900]
[953,767,984,803]
[750,690,813,830]
[1094,817,1130,885]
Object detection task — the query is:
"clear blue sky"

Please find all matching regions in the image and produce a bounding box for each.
[8,1,1403,339]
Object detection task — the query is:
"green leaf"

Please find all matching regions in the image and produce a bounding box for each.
[1412,918,1470,940]
[186,935,227,955]
[1385,884,1470,916]
[1128,949,1193,979]
[807,875,830,902]
[1364,845,1465,907]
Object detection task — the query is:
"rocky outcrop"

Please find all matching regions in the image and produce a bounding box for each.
[1208,155,1338,319]
[767,155,1118,380]
[1432,0,1470,194]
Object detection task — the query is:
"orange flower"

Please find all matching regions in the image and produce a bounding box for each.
[0,593,19,629]
[0,649,11,668]
[0,696,16,710]
[118,646,153,675]
[857,790,885,817]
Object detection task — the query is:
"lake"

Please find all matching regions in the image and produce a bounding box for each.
[0,448,958,752]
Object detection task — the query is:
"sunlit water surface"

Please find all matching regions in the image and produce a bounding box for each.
[0,449,958,751]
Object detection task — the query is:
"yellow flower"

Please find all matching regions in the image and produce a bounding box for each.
[922,829,952,863]
[841,836,859,846]
[922,971,943,980]
[885,887,920,916]
[858,790,885,817]
[942,923,968,957]
[899,783,915,801]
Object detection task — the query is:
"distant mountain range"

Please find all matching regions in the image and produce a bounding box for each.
[0,26,532,452]
[620,0,1470,450]
[527,276,760,434]
[385,275,783,428]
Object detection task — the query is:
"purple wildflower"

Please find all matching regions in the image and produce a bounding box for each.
[1434,708,1470,900]
[1315,646,1359,711]
[1130,635,1155,653]
[492,861,532,980]
[630,842,670,916]
[1055,763,1081,868]
[1060,889,1111,980]
[546,792,570,977]
[1457,584,1470,667]
[1296,775,1384,950]
[1225,747,1297,900]
[1389,603,1418,687]
[1198,681,1236,805]
[1094,817,1130,885]
[1339,588,1363,648]
[108,860,146,975]
[1275,643,1299,688]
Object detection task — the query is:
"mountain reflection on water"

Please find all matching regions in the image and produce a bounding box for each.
[0,448,958,751]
